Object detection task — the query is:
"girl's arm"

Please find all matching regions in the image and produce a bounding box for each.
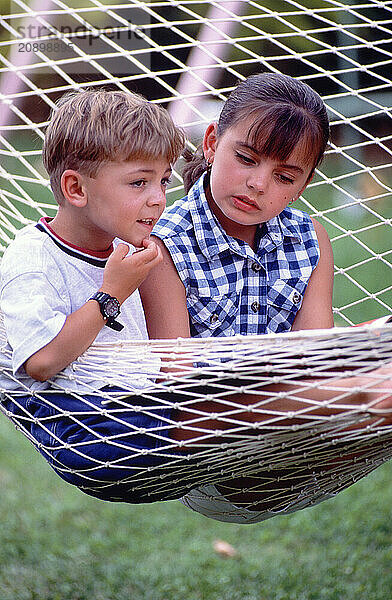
[292,219,334,330]
[139,236,191,339]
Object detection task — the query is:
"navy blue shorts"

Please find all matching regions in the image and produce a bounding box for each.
[1,386,193,503]
[2,376,256,503]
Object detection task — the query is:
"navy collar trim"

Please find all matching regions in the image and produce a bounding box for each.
[35,219,111,268]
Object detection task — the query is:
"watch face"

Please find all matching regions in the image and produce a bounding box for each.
[104,297,120,318]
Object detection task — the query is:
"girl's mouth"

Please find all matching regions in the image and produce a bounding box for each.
[232,196,259,211]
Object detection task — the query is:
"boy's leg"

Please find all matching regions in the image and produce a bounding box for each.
[0,388,190,503]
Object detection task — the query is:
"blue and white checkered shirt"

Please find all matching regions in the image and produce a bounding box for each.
[153,173,320,337]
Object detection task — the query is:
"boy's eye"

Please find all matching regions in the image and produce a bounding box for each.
[161,176,172,187]
[130,179,146,187]
[235,151,256,165]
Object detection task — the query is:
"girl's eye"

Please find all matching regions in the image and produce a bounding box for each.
[235,151,256,165]
[277,173,295,184]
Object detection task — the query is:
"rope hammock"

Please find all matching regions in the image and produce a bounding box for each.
[1,317,392,522]
[1,0,392,522]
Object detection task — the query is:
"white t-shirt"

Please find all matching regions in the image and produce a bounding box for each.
[0,218,160,393]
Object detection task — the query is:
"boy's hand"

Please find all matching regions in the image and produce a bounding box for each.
[101,239,162,303]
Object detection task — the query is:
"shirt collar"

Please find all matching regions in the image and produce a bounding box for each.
[258,212,302,254]
[188,172,234,259]
[188,173,303,260]
[36,217,113,267]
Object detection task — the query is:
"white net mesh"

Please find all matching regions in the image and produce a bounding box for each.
[1,0,392,522]
[1,0,391,324]
[1,316,392,522]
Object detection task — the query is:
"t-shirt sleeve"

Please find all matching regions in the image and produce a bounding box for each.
[1,267,68,376]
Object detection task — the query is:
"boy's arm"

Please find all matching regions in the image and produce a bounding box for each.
[139,237,191,339]
[25,241,162,381]
[292,219,334,331]
[24,300,108,381]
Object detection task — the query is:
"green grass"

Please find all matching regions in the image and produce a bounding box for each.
[1,415,392,600]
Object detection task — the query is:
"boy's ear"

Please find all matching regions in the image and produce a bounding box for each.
[202,122,218,163]
[60,170,88,207]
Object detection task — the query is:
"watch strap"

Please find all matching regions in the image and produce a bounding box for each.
[89,292,124,331]
[106,317,124,331]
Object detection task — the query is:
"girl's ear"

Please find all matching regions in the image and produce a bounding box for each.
[202,122,218,163]
[60,170,88,207]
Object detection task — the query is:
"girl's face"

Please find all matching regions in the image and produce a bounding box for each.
[203,119,315,243]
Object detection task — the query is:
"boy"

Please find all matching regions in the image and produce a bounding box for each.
[0,89,186,500]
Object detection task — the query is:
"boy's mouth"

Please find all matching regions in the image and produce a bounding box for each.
[138,218,154,226]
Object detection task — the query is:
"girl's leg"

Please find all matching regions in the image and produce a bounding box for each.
[172,365,392,444]
[171,366,392,513]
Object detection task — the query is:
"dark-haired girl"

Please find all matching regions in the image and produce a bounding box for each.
[141,72,334,340]
[139,74,392,522]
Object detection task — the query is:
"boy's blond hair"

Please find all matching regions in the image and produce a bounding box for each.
[43,88,186,204]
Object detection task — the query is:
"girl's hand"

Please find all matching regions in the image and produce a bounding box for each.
[101,239,162,303]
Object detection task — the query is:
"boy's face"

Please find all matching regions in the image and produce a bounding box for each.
[82,158,171,248]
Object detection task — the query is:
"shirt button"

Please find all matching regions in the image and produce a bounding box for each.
[292,292,302,304]
[210,313,219,324]
[251,262,261,272]
[251,301,260,313]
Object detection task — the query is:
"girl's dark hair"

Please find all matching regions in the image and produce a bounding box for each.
[182,72,330,193]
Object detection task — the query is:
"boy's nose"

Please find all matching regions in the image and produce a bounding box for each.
[147,188,166,207]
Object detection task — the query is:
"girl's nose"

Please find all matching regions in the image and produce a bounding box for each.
[247,167,269,193]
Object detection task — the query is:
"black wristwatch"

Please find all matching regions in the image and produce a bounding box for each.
[89,292,124,331]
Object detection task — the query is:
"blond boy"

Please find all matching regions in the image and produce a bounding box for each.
[0,89,186,500]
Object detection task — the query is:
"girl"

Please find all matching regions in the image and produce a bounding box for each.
[140,72,334,340]
[139,73,391,522]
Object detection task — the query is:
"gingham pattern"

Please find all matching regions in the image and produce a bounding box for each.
[153,173,320,337]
